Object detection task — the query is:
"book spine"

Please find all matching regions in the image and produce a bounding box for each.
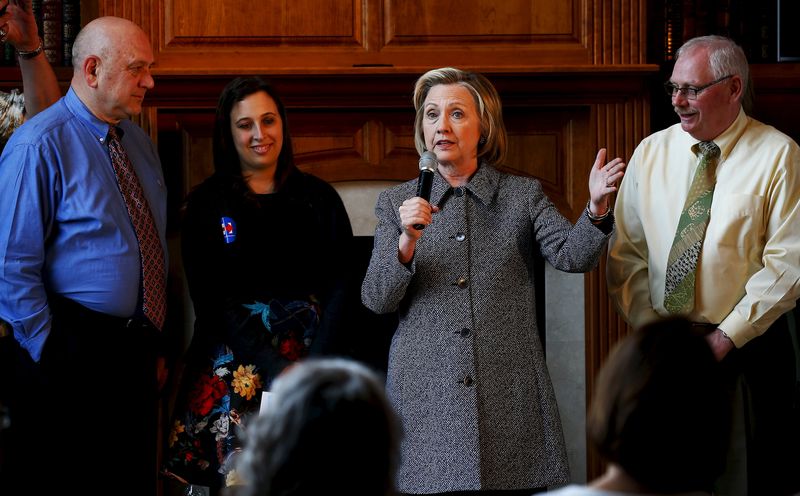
[41,0,63,65]
[62,0,80,66]
[31,0,44,39]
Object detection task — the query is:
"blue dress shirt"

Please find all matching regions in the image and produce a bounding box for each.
[0,88,167,362]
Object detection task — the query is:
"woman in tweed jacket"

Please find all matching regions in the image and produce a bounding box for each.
[361,68,626,495]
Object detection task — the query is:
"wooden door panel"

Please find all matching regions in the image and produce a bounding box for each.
[165,0,361,44]
[385,0,576,43]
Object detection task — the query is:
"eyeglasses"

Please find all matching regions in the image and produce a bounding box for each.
[663,75,733,100]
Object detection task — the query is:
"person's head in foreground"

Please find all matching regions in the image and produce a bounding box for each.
[238,358,401,496]
[587,317,731,494]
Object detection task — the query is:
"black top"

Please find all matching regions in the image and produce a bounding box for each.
[181,168,354,366]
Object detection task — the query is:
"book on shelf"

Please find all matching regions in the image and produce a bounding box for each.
[1,0,80,68]
[62,0,80,66]
[42,0,63,65]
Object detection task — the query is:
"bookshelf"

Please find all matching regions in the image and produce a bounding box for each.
[652,0,779,63]
[648,0,800,143]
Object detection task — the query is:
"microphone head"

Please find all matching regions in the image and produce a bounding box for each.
[419,151,438,172]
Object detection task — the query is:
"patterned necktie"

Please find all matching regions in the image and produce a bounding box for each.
[107,126,166,330]
[663,140,720,315]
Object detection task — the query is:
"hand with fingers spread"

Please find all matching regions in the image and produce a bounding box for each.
[588,147,626,218]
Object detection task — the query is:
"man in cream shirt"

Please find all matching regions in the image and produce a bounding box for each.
[607,35,800,495]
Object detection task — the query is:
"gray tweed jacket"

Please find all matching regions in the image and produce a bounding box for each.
[362,164,611,493]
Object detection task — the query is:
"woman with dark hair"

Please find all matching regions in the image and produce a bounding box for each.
[549,318,731,495]
[163,77,353,493]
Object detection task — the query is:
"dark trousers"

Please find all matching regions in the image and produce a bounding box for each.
[717,313,800,496]
[0,297,159,495]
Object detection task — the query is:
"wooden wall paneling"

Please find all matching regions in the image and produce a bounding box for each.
[92,0,652,74]
[629,0,644,65]
[155,0,368,74]
[80,0,100,26]
[593,0,646,65]
[380,0,592,68]
[90,1,653,74]
[503,107,591,220]
[585,96,651,479]
[290,112,371,167]
[381,112,420,172]
[147,75,418,110]
[165,0,360,41]
[98,0,157,55]
[290,110,417,183]
[385,0,577,43]
[175,113,214,193]
[146,71,657,113]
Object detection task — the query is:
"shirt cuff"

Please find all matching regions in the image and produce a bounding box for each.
[718,310,761,348]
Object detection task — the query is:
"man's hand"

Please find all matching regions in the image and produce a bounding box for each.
[705,328,735,361]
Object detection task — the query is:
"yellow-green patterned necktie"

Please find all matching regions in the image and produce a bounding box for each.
[664,140,720,315]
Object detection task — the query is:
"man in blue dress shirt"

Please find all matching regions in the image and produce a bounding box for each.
[0,16,166,493]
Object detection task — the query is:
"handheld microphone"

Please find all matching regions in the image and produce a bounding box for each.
[413,151,438,230]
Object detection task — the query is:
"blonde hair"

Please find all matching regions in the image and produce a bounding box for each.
[412,67,507,166]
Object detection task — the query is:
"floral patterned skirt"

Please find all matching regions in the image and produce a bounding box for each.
[163,298,319,490]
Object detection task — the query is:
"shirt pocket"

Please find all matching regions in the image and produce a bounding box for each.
[707,193,764,250]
